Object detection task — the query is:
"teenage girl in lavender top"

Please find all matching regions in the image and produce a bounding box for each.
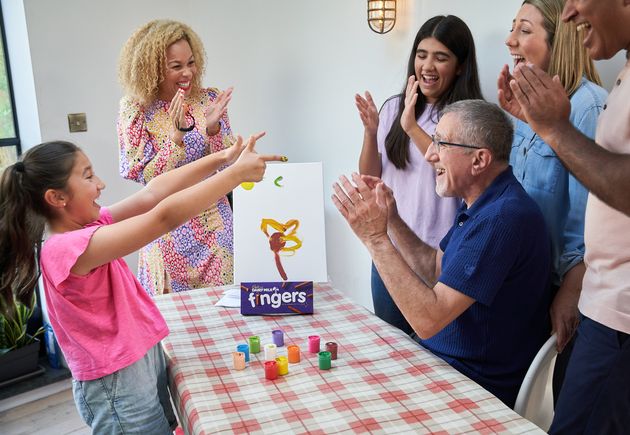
[355,15,483,334]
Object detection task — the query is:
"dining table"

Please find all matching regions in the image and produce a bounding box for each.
[154,283,544,434]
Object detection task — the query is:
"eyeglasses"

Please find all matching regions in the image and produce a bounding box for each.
[431,135,484,153]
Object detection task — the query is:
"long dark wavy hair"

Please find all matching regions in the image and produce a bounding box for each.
[0,141,79,315]
[385,15,483,169]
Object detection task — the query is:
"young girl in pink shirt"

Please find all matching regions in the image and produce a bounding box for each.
[0,134,281,433]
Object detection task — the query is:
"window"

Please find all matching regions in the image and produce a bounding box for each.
[0,6,20,171]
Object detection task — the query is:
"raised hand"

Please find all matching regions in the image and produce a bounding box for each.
[233,131,285,182]
[377,180,398,222]
[497,64,525,121]
[355,91,379,136]
[221,134,247,165]
[168,89,187,145]
[332,172,389,246]
[509,63,571,139]
[360,174,399,222]
[400,75,419,133]
[205,87,233,135]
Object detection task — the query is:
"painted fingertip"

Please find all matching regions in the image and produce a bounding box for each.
[280,156,288,162]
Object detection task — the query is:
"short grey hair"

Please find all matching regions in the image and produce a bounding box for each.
[442,99,513,162]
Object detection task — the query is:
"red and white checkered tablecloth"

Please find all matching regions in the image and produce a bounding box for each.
[155,283,543,435]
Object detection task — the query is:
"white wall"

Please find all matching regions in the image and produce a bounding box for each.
[14,0,626,311]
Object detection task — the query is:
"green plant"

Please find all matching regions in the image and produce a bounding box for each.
[0,298,44,355]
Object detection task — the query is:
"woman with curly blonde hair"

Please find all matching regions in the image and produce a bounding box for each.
[118,19,236,295]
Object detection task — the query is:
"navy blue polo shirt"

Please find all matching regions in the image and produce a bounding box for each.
[418,166,551,408]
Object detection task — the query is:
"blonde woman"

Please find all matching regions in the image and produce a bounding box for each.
[499,0,607,401]
[118,20,235,295]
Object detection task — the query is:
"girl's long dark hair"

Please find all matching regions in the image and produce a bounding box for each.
[385,15,483,169]
[0,141,79,315]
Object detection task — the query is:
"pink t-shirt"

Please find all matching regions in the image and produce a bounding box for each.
[40,208,169,381]
[580,58,630,334]
[377,97,460,248]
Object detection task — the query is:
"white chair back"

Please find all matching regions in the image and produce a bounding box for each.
[514,334,558,432]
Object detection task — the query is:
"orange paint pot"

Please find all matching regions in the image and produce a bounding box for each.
[287,345,301,363]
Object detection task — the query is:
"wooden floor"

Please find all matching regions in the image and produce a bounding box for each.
[0,387,90,435]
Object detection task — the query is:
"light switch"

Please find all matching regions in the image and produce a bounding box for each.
[67,113,87,132]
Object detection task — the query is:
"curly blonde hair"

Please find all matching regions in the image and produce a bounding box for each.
[118,20,206,104]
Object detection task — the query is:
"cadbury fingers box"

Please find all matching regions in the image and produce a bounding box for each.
[240,281,314,315]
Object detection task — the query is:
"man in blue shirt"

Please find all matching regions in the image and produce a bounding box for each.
[333,99,551,407]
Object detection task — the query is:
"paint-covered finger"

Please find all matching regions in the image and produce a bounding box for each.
[260,154,287,162]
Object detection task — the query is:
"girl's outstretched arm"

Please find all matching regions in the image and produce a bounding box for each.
[109,134,258,223]
[72,134,284,275]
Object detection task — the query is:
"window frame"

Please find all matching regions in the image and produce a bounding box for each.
[0,5,21,155]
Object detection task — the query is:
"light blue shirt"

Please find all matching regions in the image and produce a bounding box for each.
[510,78,608,285]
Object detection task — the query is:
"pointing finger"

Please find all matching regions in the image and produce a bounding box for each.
[260,154,287,162]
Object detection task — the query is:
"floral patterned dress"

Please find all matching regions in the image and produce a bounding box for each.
[118,88,234,295]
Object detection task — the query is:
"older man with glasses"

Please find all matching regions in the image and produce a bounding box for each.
[333,99,551,408]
